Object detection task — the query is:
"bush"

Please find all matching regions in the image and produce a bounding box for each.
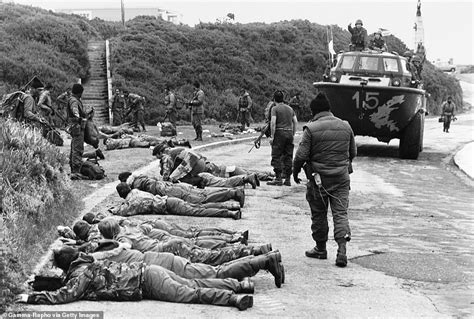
[1,119,81,313]
[109,16,463,123]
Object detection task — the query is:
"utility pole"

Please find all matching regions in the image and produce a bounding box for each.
[121,0,125,27]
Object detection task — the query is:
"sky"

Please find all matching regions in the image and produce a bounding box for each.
[6,0,474,64]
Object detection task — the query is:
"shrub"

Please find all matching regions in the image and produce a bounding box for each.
[1,119,81,313]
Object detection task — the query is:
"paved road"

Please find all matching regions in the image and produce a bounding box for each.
[27,111,473,318]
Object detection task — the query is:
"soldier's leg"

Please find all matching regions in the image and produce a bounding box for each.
[162,268,244,293]
[198,173,246,188]
[282,134,295,184]
[202,201,240,211]
[187,245,254,266]
[142,265,237,307]
[202,188,241,204]
[166,197,237,218]
[326,175,351,242]
[306,183,330,243]
[191,238,230,250]
[70,125,84,173]
[138,109,146,131]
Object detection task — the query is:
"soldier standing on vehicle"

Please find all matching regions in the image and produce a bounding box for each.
[164,86,178,127]
[348,19,367,51]
[67,84,88,179]
[441,96,456,133]
[238,89,252,131]
[267,90,298,187]
[188,81,205,141]
[111,88,125,126]
[124,91,146,132]
[293,92,356,268]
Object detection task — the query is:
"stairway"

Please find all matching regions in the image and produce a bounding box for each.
[82,40,109,125]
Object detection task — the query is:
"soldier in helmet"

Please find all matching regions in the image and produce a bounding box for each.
[368,31,387,51]
[348,19,367,51]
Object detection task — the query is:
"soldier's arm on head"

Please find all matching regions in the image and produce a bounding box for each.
[26,273,90,304]
[293,128,312,174]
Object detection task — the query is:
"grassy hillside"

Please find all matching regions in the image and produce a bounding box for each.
[109,16,463,122]
[0,3,98,96]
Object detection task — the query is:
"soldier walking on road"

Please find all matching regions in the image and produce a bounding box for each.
[238,88,252,131]
[441,96,456,133]
[293,93,356,267]
[188,81,205,141]
[267,90,298,186]
[164,86,178,126]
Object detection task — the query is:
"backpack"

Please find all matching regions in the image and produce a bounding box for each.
[80,159,106,180]
[1,91,26,120]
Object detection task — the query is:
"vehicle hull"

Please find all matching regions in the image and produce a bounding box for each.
[313,82,426,140]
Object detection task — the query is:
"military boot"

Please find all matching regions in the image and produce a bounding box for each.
[305,241,327,259]
[234,187,245,208]
[243,173,258,189]
[266,173,282,186]
[229,295,253,311]
[335,239,348,267]
[228,209,241,220]
[282,174,291,186]
[252,243,272,256]
[239,277,255,294]
[265,251,284,288]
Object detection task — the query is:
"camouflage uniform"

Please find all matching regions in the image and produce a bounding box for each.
[238,92,252,130]
[441,100,456,132]
[111,92,125,126]
[67,94,88,173]
[126,174,243,207]
[104,135,152,150]
[25,254,240,307]
[142,219,242,242]
[164,90,178,126]
[116,232,253,266]
[126,93,146,131]
[189,87,205,140]
[347,24,368,51]
[110,189,238,219]
[94,243,279,282]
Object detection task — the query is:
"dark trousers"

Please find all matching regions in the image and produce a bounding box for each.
[142,265,233,306]
[305,173,351,243]
[112,108,123,126]
[443,115,452,132]
[168,109,178,126]
[192,113,203,138]
[166,197,232,218]
[239,111,250,130]
[69,124,84,173]
[137,109,145,131]
[271,130,294,178]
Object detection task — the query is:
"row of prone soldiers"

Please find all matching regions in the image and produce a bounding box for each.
[18,142,281,311]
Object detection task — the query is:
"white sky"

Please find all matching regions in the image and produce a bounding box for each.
[6,0,474,64]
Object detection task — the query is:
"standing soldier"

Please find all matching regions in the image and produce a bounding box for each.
[347,19,367,51]
[238,88,252,131]
[368,31,388,51]
[22,79,49,136]
[289,93,301,119]
[124,91,146,132]
[67,84,87,179]
[293,92,356,268]
[55,88,71,127]
[188,81,205,141]
[37,83,54,125]
[441,96,456,133]
[164,86,178,127]
[267,90,298,186]
[111,88,125,126]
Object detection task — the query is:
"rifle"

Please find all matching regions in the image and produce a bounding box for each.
[248,123,269,153]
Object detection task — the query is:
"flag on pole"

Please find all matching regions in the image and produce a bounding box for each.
[328,26,336,55]
[378,28,391,36]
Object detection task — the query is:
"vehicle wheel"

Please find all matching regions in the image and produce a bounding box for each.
[399,112,422,159]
